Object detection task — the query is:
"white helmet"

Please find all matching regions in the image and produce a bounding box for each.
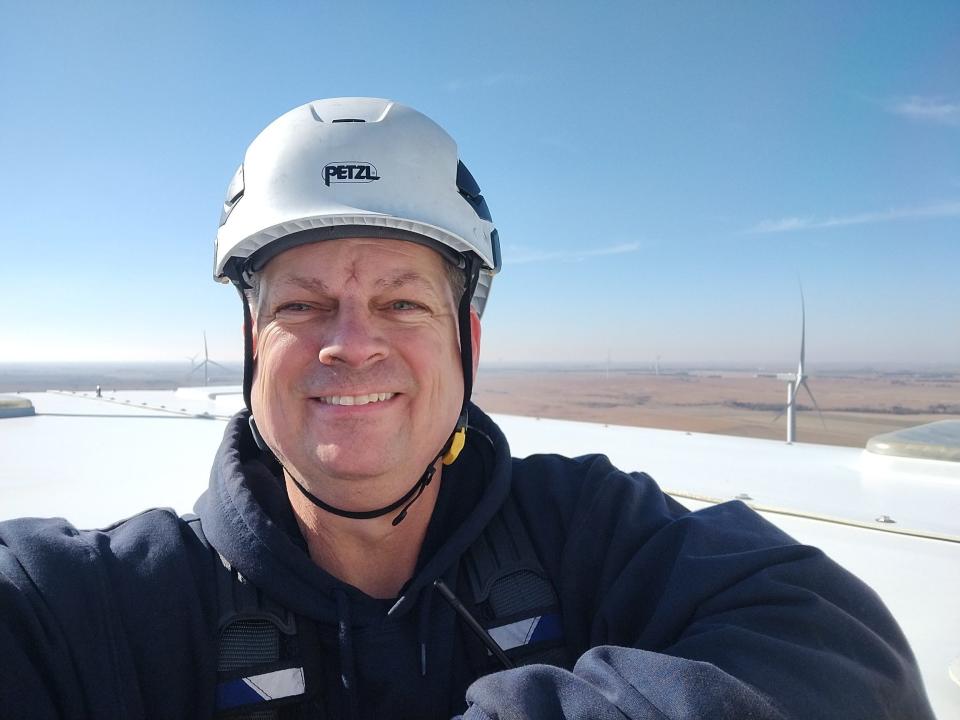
[215,97,501,316]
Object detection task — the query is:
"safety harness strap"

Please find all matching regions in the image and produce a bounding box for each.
[186,492,567,718]
[185,516,315,719]
[461,495,568,668]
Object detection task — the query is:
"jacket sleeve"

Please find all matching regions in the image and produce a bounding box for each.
[461,454,934,720]
[0,518,93,719]
[0,512,217,719]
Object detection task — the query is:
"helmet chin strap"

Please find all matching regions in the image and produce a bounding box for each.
[239,255,480,526]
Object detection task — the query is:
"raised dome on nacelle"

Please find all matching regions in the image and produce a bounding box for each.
[867,420,960,463]
[0,395,35,418]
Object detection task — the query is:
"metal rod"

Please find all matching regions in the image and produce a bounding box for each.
[433,578,514,669]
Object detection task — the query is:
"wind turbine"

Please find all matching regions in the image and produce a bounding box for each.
[775,287,826,443]
[188,332,230,386]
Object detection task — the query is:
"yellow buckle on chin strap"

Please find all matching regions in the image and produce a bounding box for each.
[442,427,467,465]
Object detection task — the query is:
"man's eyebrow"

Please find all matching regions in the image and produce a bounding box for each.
[274,275,330,293]
[374,271,441,294]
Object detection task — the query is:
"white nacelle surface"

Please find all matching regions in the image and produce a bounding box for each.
[1,389,958,717]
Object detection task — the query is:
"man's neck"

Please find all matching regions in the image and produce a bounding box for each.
[285,466,442,599]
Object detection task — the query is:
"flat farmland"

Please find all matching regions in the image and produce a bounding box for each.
[472,368,960,448]
[3,364,957,450]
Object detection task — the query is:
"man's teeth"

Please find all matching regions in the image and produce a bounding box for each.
[319,393,395,406]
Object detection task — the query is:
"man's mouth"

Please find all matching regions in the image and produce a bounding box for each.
[315,392,396,406]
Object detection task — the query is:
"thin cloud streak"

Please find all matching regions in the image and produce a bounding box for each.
[748,201,960,234]
[888,96,960,126]
[508,242,643,264]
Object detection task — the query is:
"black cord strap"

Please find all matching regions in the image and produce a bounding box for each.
[283,447,446,525]
[458,257,481,413]
[232,277,256,413]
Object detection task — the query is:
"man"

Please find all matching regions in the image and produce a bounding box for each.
[0,98,934,719]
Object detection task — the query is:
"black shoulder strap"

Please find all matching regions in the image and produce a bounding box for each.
[184,515,312,719]
[461,496,568,668]
[184,492,568,718]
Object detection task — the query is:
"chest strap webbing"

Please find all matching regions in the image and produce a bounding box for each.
[461,495,568,669]
[186,495,568,718]
[185,516,313,719]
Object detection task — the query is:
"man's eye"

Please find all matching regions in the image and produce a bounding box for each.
[390,300,423,311]
[276,302,312,313]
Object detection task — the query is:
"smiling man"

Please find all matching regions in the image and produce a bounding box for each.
[248,237,476,598]
[0,98,935,719]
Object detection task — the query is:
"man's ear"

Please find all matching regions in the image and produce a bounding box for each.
[470,309,482,382]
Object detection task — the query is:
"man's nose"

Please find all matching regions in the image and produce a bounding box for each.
[317,304,388,369]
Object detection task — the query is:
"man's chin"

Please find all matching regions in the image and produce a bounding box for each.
[302,443,405,483]
[308,460,395,483]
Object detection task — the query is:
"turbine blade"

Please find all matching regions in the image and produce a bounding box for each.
[801,378,826,428]
[204,331,209,362]
[208,360,231,372]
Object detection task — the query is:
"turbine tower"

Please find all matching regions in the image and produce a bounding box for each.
[188,331,230,386]
[775,287,825,443]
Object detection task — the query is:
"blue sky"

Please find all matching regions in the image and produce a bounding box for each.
[2,1,958,368]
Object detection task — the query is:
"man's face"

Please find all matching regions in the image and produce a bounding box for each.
[250,238,480,491]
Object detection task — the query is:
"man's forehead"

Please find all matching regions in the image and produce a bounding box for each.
[270,269,441,293]
[261,237,452,290]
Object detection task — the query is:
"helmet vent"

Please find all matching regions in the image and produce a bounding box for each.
[457,161,492,222]
[331,118,366,123]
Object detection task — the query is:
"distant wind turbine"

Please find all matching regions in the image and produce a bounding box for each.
[188,331,230,386]
[774,286,826,443]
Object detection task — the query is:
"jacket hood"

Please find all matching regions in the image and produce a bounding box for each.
[194,403,512,623]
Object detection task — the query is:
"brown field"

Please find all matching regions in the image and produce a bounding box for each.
[4,363,958,450]
[472,368,960,448]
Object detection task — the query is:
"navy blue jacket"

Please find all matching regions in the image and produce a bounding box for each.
[0,406,933,718]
